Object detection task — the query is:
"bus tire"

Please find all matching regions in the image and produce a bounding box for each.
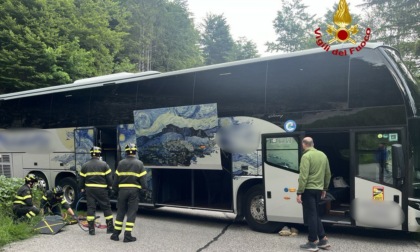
[244,184,283,233]
[58,177,78,208]
[29,172,48,191]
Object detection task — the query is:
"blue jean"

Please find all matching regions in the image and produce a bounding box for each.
[302,189,326,242]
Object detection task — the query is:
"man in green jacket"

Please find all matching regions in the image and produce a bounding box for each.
[297,137,331,251]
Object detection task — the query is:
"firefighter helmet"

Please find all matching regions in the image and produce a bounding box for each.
[25,174,38,184]
[125,143,137,155]
[90,146,101,157]
[53,186,64,197]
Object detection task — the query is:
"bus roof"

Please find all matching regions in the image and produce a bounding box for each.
[0,42,384,100]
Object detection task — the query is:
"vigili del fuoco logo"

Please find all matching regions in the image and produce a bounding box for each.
[314,0,372,56]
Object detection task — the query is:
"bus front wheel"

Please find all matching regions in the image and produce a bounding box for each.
[244,184,283,233]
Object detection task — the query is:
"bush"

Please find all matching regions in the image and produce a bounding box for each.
[0,176,24,216]
[0,176,43,247]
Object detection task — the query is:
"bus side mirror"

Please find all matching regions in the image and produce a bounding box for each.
[392,144,405,180]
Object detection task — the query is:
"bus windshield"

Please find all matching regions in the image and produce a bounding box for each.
[381,47,420,115]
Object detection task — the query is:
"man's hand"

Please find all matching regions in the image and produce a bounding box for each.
[296,194,302,204]
[321,190,326,199]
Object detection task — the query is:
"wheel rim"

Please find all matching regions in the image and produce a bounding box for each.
[37,179,47,190]
[249,195,268,224]
[31,174,47,191]
[63,185,75,205]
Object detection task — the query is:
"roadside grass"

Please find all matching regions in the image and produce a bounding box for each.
[0,212,42,248]
[0,176,44,248]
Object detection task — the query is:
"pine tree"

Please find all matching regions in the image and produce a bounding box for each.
[200,14,235,65]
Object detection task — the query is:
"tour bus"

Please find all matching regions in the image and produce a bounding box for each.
[0,42,419,233]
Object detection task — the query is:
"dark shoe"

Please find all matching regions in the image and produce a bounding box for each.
[318,237,331,249]
[123,231,137,243]
[110,230,121,241]
[106,219,114,234]
[88,221,95,235]
[300,241,319,251]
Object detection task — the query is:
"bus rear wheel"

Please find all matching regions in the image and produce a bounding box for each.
[58,177,78,208]
[244,184,283,233]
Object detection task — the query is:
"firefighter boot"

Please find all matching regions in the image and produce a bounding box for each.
[106,219,114,234]
[88,221,95,235]
[110,230,121,241]
[123,231,137,243]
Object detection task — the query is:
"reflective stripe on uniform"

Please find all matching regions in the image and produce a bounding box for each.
[26,213,32,218]
[125,222,134,231]
[13,201,26,205]
[61,199,67,204]
[85,183,107,188]
[84,170,111,176]
[15,195,32,200]
[87,216,95,221]
[115,170,147,177]
[105,215,113,220]
[118,184,141,189]
[115,220,123,230]
[29,211,36,216]
[42,196,48,201]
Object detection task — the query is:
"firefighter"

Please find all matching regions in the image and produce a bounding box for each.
[110,143,147,242]
[13,174,40,220]
[41,185,76,218]
[79,146,114,235]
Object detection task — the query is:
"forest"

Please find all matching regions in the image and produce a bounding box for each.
[0,0,418,94]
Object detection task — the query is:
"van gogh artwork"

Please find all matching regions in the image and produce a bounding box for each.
[133,104,221,169]
[132,104,287,174]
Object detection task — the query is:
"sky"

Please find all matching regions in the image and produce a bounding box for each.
[187,0,365,56]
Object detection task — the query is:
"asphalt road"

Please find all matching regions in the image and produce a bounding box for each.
[2,207,420,252]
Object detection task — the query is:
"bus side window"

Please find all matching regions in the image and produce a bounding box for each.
[265,136,299,172]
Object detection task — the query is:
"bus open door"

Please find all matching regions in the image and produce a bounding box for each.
[262,133,304,224]
[350,129,406,230]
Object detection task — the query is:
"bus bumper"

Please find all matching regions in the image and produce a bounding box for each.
[408,199,420,232]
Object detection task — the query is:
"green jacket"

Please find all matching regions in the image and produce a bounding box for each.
[297,147,331,194]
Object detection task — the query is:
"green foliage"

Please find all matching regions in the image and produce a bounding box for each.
[148,0,203,71]
[0,0,131,94]
[0,0,260,93]
[200,14,260,64]
[359,0,419,81]
[0,176,43,247]
[200,13,235,65]
[228,37,260,61]
[0,176,24,215]
[121,0,202,72]
[0,175,42,216]
[266,0,319,53]
[0,212,42,248]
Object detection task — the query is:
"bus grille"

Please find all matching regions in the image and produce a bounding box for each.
[0,154,11,178]
[0,164,11,177]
